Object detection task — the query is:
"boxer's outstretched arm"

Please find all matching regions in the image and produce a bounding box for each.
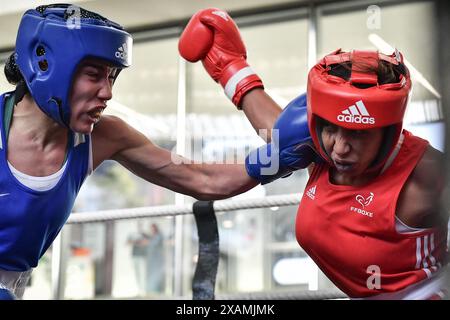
[92,115,258,200]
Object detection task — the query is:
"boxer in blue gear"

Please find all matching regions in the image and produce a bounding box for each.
[0,3,128,299]
[0,4,289,299]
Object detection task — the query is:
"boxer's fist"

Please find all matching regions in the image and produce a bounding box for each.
[245,93,322,184]
[179,8,263,108]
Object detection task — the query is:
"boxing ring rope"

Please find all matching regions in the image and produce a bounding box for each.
[64,193,348,300]
[67,193,303,223]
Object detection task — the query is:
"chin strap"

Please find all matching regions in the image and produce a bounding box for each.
[14,80,28,106]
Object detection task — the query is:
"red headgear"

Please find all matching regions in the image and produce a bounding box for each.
[307,48,411,167]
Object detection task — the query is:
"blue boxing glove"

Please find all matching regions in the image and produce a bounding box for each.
[245,93,320,185]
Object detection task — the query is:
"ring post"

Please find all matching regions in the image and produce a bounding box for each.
[191,200,219,300]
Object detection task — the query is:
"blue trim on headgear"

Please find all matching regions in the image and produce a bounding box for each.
[15,5,133,127]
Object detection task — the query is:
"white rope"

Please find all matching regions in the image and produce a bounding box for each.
[67,193,302,224]
[67,204,193,224]
[213,193,301,211]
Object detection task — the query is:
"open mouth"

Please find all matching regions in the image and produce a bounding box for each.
[87,107,105,122]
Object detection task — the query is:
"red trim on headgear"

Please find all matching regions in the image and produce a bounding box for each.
[307,48,411,165]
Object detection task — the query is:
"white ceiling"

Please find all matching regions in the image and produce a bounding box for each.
[0,0,306,50]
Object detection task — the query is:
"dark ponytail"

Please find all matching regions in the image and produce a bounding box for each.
[4,52,28,104]
[4,52,23,85]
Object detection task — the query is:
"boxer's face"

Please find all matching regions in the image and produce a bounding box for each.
[321,121,384,178]
[69,58,118,133]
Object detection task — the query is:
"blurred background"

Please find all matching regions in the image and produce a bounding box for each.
[0,0,448,299]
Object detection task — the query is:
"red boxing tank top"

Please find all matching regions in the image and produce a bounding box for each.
[296,130,448,298]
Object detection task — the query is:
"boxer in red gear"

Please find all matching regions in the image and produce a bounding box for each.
[180,8,448,299]
[298,49,448,299]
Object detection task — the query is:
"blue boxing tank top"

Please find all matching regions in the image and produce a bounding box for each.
[0,92,92,271]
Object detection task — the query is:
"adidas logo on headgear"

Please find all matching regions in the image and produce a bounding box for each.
[337,100,375,125]
[115,43,128,60]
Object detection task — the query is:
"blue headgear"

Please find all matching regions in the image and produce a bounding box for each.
[14,4,133,127]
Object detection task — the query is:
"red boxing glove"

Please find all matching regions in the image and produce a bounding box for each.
[179,8,264,108]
